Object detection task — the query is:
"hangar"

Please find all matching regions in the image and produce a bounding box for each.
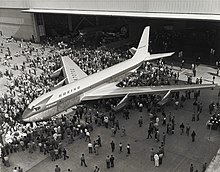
[1,0,220,64]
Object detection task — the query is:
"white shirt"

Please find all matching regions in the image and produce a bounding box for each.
[154,154,159,161]
[86,131,90,137]
[88,143,93,148]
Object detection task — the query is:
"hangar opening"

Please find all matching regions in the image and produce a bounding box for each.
[34,13,219,65]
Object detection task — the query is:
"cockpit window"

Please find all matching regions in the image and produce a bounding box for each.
[33,106,41,111]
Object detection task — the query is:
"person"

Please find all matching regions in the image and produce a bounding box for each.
[55,165,61,172]
[85,131,91,142]
[199,77,203,84]
[190,164,194,172]
[4,156,10,167]
[180,59,184,70]
[124,108,130,120]
[104,116,109,128]
[110,140,115,152]
[213,76,215,84]
[18,166,23,172]
[115,120,120,130]
[80,154,87,167]
[121,126,126,137]
[138,116,143,127]
[154,153,159,167]
[13,167,18,172]
[54,148,59,160]
[110,154,115,167]
[138,102,143,112]
[88,141,93,154]
[162,113,167,125]
[111,126,116,137]
[150,148,155,161]
[50,149,56,161]
[192,113,195,121]
[106,155,110,168]
[94,166,100,172]
[180,122,185,135]
[193,68,196,77]
[97,135,102,147]
[202,162,207,172]
[147,127,153,139]
[119,142,122,153]
[175,100,179,110]
[191,130,196,142]
[63,148,69,160]
[95,142,99,155]
[186,123,190,136]
[126,144,130,156]
[159,152,163,165]
[155,130,160,142]
[67,169,73,172]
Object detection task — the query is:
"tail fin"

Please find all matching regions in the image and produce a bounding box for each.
[137,26,149,52]
[132,26,150,59]
[133,27,174,61]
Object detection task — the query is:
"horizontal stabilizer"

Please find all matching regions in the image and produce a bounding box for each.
[145,52,175,61]
[129,47,137,55]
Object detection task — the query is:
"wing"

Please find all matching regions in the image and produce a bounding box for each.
[82,84,215,101]
[61,56,87,84]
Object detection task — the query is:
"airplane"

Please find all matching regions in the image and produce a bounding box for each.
[22,27,215,122]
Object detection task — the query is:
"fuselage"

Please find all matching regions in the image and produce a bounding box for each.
[22,54,145,122]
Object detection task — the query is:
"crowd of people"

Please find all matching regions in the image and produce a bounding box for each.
[0,30,212,172]
[0,36,135,165]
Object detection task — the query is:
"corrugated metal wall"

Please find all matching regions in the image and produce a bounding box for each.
[0,0,220,15]
[0,9,34,40]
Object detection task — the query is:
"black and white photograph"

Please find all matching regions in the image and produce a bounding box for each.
[0,1,220,172]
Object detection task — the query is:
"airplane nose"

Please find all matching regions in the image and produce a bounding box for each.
[22,108,32,121]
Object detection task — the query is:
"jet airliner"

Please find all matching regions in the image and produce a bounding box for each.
[22,27,214,122]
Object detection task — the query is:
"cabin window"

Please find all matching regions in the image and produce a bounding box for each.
[74,88,76,90]
[59,94,62,97]
[67,91,70,94]
[77,86,80,89]
[63,92,66,96]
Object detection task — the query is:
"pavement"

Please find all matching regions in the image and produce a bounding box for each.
[1,35,220,172]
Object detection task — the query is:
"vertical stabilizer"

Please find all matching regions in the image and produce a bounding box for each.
[132,26,150,60]
[137,26,149,52]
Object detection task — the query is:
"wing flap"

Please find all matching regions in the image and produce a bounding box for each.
[82,84,215,101]
[61,56,87,84]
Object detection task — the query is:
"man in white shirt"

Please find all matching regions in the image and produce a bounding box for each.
[88,141,93,154]
[154,153,159,167]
